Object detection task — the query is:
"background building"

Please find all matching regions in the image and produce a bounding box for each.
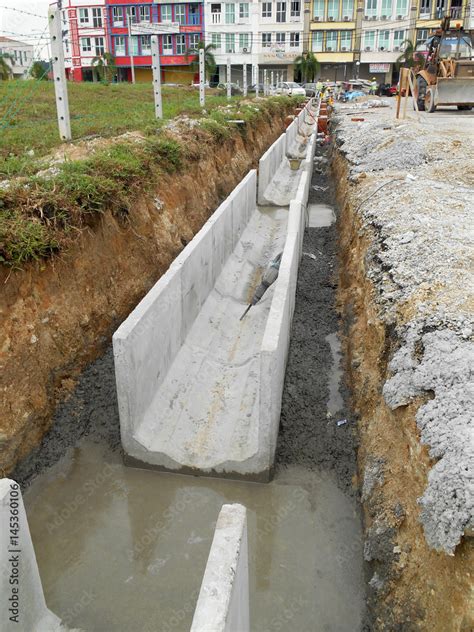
[0,37,34,79]
[204,0,304,85]
[107,0,203,83]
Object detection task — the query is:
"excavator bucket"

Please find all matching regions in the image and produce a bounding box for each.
[435,77,474,105]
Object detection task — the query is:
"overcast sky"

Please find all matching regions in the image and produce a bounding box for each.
[0,0,51,58]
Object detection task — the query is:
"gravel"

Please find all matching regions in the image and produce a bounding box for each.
[333,101,474,554]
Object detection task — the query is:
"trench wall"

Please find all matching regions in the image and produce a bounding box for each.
[191,504,249,632]
[113,172,257,447]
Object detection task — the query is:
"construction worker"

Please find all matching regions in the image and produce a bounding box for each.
[370,77,378,95]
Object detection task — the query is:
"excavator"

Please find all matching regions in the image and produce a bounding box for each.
[415,16,474,112]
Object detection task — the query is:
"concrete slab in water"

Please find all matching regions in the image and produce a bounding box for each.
[307,203,336,227]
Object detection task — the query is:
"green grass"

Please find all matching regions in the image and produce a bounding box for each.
[0,82,242,175]
[0,83,303,267]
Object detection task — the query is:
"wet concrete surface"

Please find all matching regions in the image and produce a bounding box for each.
[15,143,366,631]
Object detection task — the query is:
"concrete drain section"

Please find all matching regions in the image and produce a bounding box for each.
[3,100,366,631]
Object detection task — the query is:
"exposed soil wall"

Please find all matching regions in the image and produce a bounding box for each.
[0,110,292,476]
[333,151,473,632]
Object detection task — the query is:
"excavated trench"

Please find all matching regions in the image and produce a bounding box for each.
[12,133,369,630]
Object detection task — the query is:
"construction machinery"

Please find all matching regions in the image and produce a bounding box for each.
[240,252,283,321]
[415,16,474,112]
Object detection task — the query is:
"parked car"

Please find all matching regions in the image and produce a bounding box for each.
[302,82,318,97]
[274,81,306,97]
[248,83,265,93]
[216,82,243,95]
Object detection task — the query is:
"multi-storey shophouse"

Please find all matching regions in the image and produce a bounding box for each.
[204,0,305,84]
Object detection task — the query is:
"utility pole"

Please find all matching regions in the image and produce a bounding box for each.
[270,70,274,94]
[127,13,136,84]
[254,64,259,97]
[243,62,247,97]
[199,47,205,106]
[151,35,162,118]
[226,57,231,100]
[48,4,71,141]
[263,69,268,95]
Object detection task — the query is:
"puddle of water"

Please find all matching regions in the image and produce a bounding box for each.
[307,204,336,228]
[24,439,364,632]
[325,332,344,416]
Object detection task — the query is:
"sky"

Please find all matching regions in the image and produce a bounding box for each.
[0,0,51,58]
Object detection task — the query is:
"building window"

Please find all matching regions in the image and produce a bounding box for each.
[313,0,324,18]
[189,4,200,24]
[239,32,250,49]
[225,3,235,23]
[139,5,151,21]
[262,32,272,47]
[342,0,354,18]
[419,0,431,15]
[312,31,323,51]
[126,6,137,24]
[364,30,376,48]
[225,32,235,52]
[161,5,172,21]
[276,32,285,48]
[95,37,105,56]
[325,30,337,50]
[340,30,352,49]
[112,7,123,26]
[290,0,301,16]
[380,0,392,17]
[189,34,200,47]
[290,32,300,46]
[78,8,89,25]
[115,36,126,56]
[434,0,446,18]
[276,1,287,22]
[175,34,186,54]
[378,29,389,49]
[239,2,249,18]
[327,0,339,19]
[365,0,377,16]
[129,36,139,55]
[80,37,91,53]
[262,2,272,17]
[396,0,408,16]
[175,5,186,24]
[416,28,428,47]
[211,3,222,23]
[162,34,173,53]
[211,32,221,50]
[92,8,102,28]
[393,29,405,48]
[140,35,151,53]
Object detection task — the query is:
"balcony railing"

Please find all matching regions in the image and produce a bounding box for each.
[211,12,221,24]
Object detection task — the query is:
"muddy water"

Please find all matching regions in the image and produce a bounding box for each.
[24,439,364,632]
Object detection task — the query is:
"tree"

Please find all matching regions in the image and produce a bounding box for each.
[185,41,216,81]
[0,53,13,80]
[91,52,116,84]
[294,52,320,83]
[30,61,50,80]
[396,39,425,70]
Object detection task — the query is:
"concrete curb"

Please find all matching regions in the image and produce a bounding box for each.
[190,504,249,632]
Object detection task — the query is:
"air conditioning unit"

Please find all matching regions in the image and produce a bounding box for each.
[227,48,233,52]
[328,16,334,20]
[371,15,377,19]
[381,14,387,18]
[364,14,370,19]
[393,45,400,50]
[242,47,249,52]
[326,46,333,50]
[341,46,348,50]
[314,15,320,20]
[343,15,349,20]
[365,46,372,50]
[397,13,403,18]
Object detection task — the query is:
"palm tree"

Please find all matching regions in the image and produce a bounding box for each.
[0,53,14,80]
[91,52,116,84]
[396,39,425,70]
[185,41,216,81]
[294,52,320,83]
